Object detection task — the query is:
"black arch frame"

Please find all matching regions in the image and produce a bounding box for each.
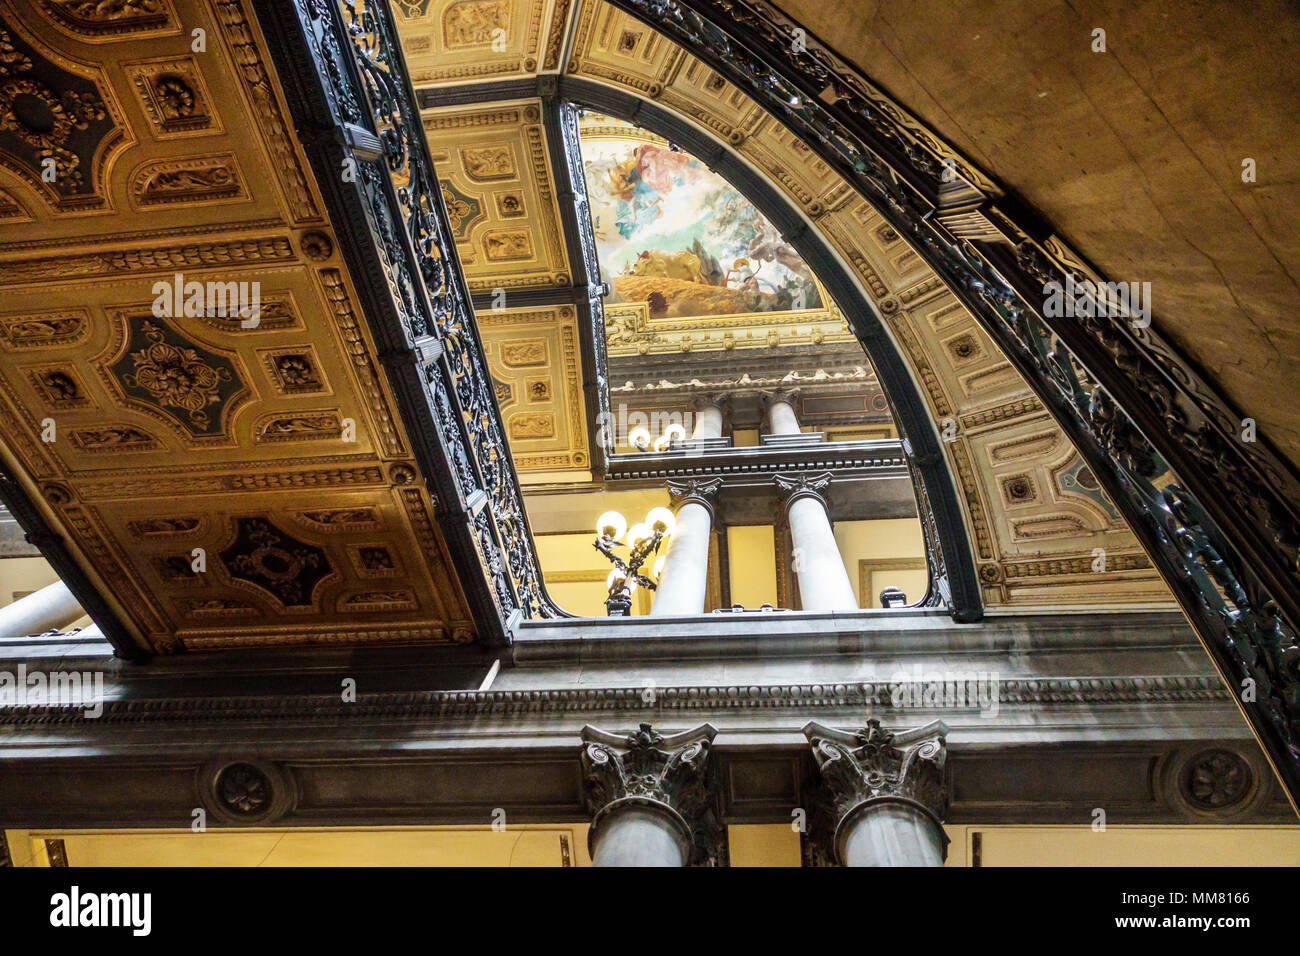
[548,77,984,620]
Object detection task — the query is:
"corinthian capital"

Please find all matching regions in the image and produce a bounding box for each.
[802,718,949,862]
[666,476,723,515]
[773,471,833,507]
[580,722,724,865]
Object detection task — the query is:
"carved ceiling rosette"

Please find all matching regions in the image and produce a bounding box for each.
[0,18,121,206]
[580,721,725,866]
[803,718,949,864]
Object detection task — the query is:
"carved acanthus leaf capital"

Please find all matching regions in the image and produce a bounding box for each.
[773,471,833,508]
[760,387,800,407]
[580,721,724,865]
[803,718,949,861]
[693,392,729,414]
[667,476,723,515]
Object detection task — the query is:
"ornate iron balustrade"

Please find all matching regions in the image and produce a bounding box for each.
[258,0,560,639]
[610,0,1300,800]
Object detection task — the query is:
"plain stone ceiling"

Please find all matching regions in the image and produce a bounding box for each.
[776,0,1300,470]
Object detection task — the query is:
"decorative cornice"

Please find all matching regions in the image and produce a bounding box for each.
[803,718,949,864]
[0,675,1229,726]
[580,721,724,865]
[609,440,909,485]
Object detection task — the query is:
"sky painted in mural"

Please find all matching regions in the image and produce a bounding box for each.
[579,118,822,319]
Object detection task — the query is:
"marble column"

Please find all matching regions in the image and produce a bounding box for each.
[691,396,725,440]
[762,390,801,436]
[0,580,84,638]
[775,472,858,612]
[650,477,722,616]
[803,718,949,866]
[580,722,723,866]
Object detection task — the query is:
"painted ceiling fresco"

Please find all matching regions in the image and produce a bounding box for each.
[578,112,823,319]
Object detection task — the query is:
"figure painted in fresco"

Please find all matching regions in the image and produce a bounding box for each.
[582,120,823,318]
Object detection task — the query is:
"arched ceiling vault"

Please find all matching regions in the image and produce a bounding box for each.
[393,0,1300,798]
[0,0,1291,803]
[777,0,1300,470]
[405,0,1169,613]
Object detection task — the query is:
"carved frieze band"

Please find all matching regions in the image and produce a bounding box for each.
[0,673,1230,725]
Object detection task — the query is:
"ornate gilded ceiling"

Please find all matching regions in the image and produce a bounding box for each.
[0,0,473,652]
[0,0,1174,652]
[424,100,570,293]
[398,0,1171,607]
[480,304,589,471]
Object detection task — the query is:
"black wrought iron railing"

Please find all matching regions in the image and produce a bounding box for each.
[608,0,1300,799]
[259,0,561,640]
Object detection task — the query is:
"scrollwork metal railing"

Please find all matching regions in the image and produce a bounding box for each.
[266,0,560,636]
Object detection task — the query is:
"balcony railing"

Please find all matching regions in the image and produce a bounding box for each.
[258,0,562,639]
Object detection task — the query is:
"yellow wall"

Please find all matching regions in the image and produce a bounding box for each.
[5,826,592,867]
[726,525,777,608]
[945,825,1300,867]
[0,556,60,609]
[536,533,626,616]
[9,824,1298,866]
[834,518,927,608]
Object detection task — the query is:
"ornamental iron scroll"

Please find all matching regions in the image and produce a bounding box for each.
[260,0,560,637]
[611,0,1300,806]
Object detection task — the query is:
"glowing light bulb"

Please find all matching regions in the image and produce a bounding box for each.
[628,426,652,450]
[595,510,628,541]
[627,523,652,550]
[606,567,627,590]
[662,423,686,443]
[645,506,676,537]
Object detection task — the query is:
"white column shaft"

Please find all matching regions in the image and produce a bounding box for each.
[591,807,689,866]
[691,403,723,439]
[788,496,858,611]
[0,580,84,637]
[766,398,800,435]
[841,803,945,867]
[650,501,712,615]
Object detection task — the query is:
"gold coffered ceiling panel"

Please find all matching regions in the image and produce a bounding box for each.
[480,305,589,473]
[0,0,473,651]
[421,100,570,294]
[394,0,548,85]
